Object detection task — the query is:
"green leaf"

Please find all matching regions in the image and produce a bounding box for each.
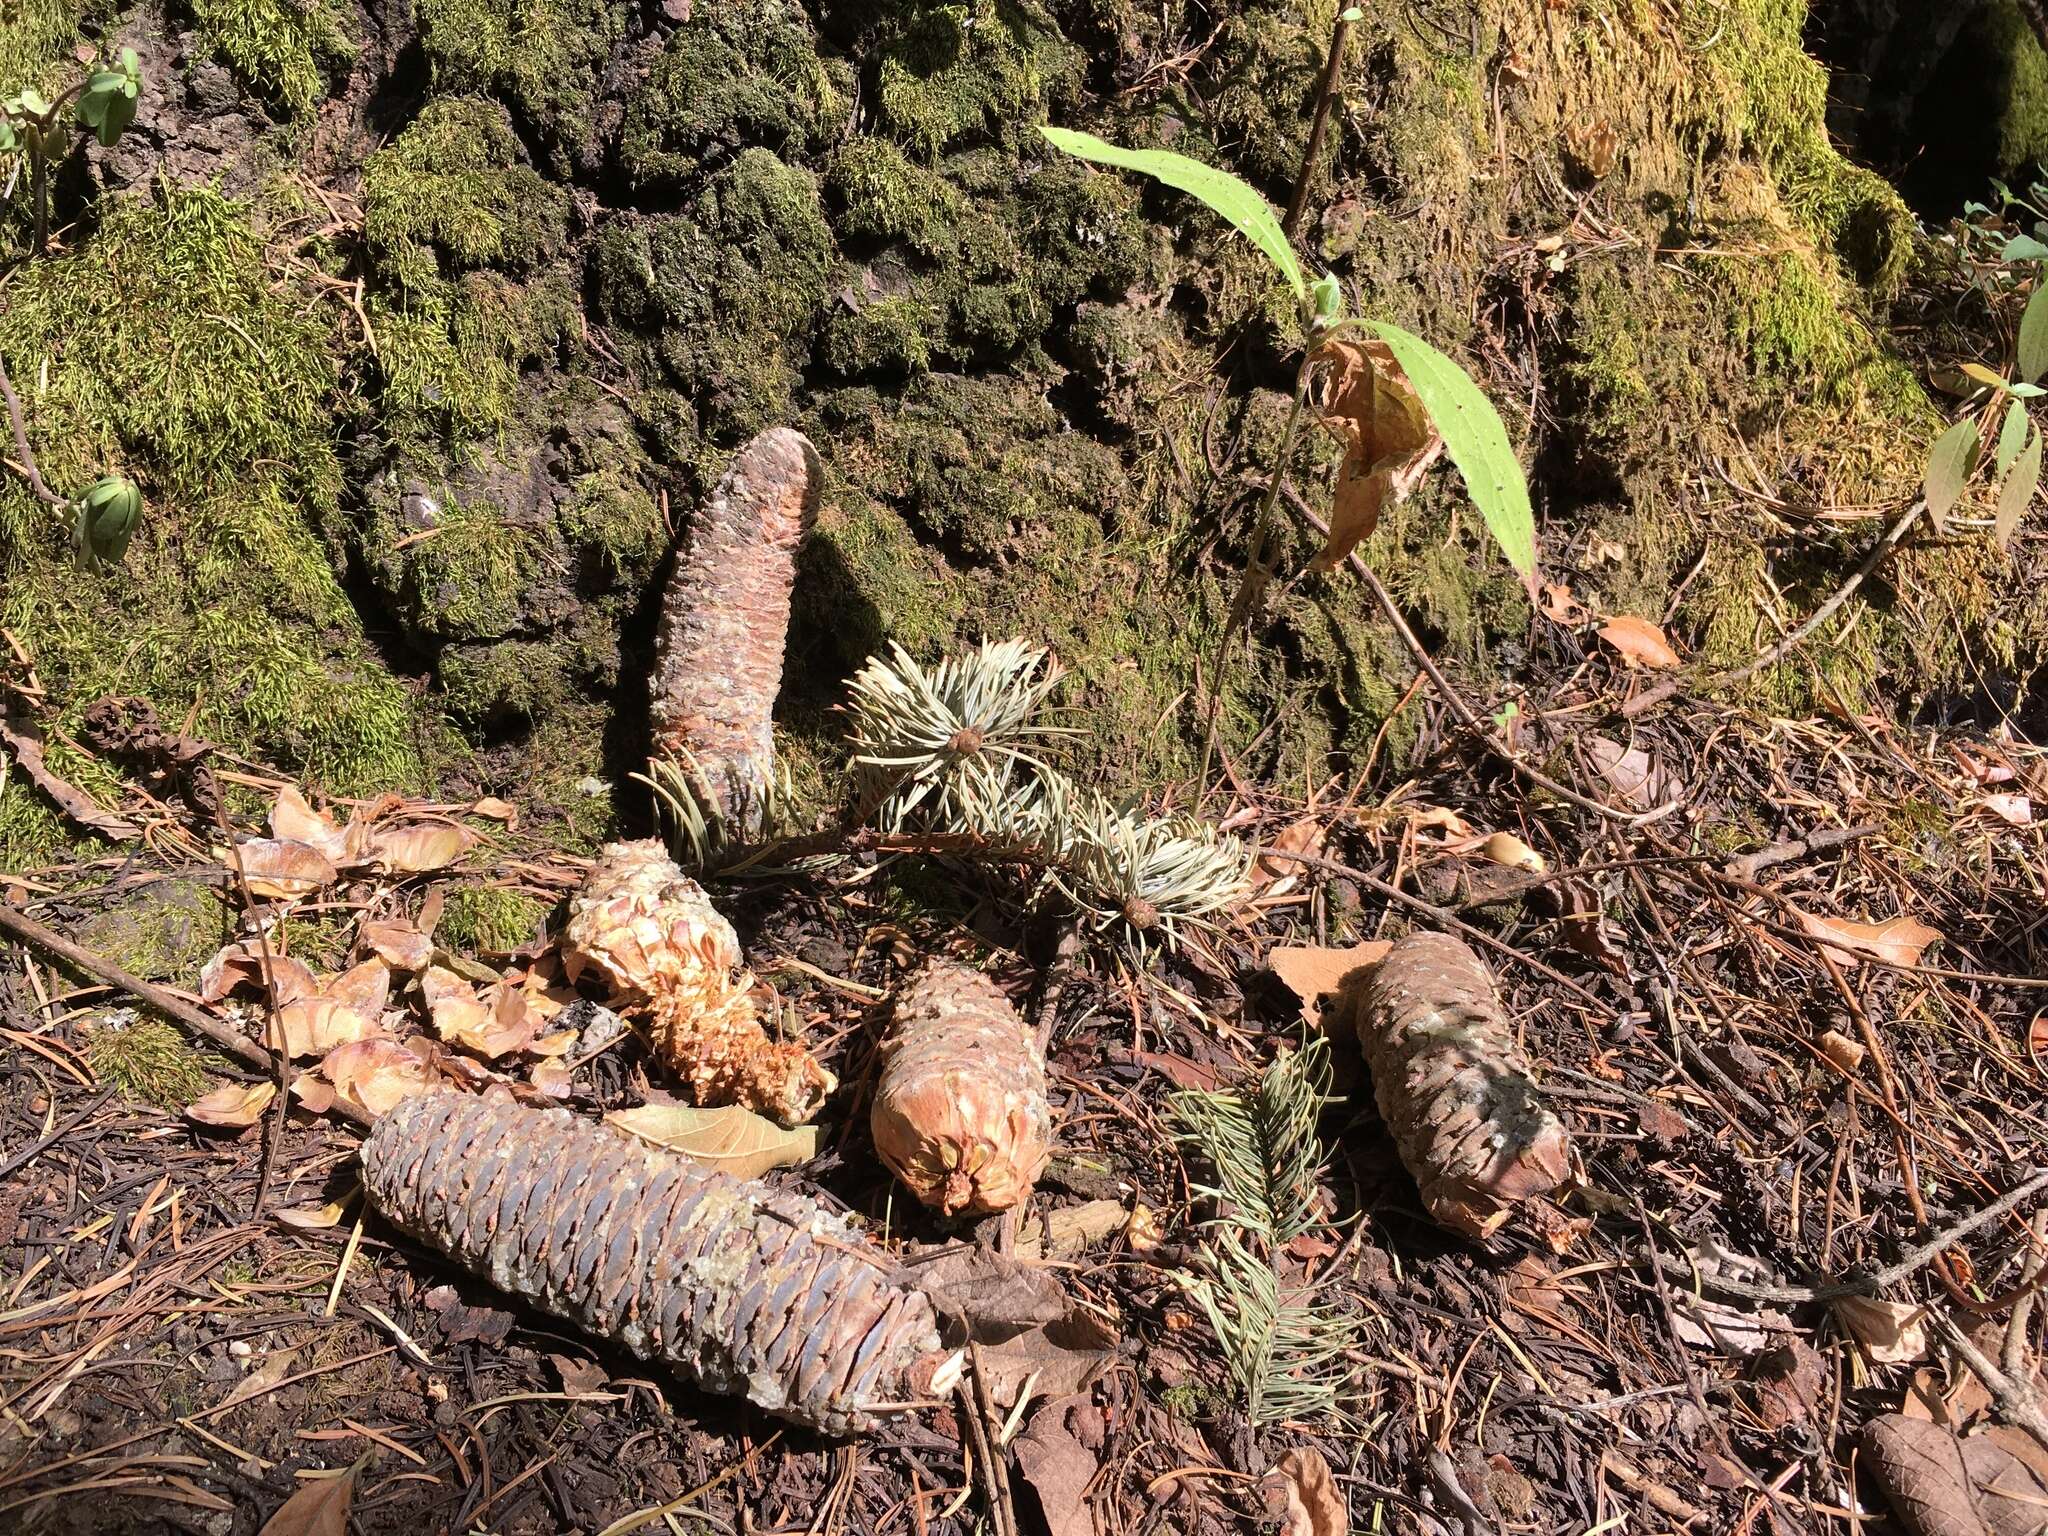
[1036,124,1305,301]
[1369,320,1538,596]
[1923,417,1982,527]
[1999,399,2031,478]
[2014,383,2048,399]
[2022,284,2048,384]
[2004,234,2048,262]
[1962,362,2012,392]
[1998,426,2042,549]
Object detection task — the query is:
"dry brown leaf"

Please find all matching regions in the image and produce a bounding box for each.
[0,713,141,840]
[1268,941,1392,1033]
[433,983,540,1060]
[529,1058,575,1097]
[359,917,434,972]
[1540,582,1589,625]
[1408,804,1473,838]
[185,1080,277,1128]
[1818,1029,1867,1073]
[321,1038,438,1118]
[1584,734,1668,809]
[257,1454,367,1536]
[1013,1397,1100,1536]
[1598,614,1682,669]
[1252,817,1325,893]
[275,998,383,1059]
[1795,910,1942,969]
[470,796,519,826]
[327,959,392,1015]
[289,1071,335,1114]
[1864,1414,1993,1536]
[1306,337,1445,570]
[270,785,348,862]
[1479,830,1546,872]
[1834,1295,1930,1363]
[199,944,319,1005]
[1264,1447,1346,1536]
[229,838,337,899]
[911,1246,1117,1404]
[605,1103,819,1179]
[418,965,479,1008]
[274,1196,352,1231]
[1983,794,2033,826]
[362,820,473,874]
[217,1343,304,1411]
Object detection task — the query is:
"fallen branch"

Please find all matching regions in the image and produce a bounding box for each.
[0,900,371,1129]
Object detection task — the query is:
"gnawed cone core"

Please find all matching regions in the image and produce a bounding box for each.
[563,839,834,1125]
[872,960,1050,1216]
[649,426,819,843]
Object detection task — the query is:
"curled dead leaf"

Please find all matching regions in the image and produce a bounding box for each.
[469,796,518,826]
[362,820,474,874]
[1252,816,1325,893]
[185,1080,277,1128]
[274,997,384,1059]
[1598,614,1682,669]
[199,944,318,1005]
[274,1195,353,1231]
[270,785,348,862]
[1263,1447,1346,1536]
[1982,794,2033,826]
[257,1453,367,1536]
[433,983,540,1060]
[1834,1295,1929,1363]
[1267,940,1392,1033]
[1794,910,1941,969]
[321,1038,439,1118]
[1306,337,1445,570]
[1584,734,1671,810]
[1817,1029,1867,1073]
[359,917,434,972]
[605,1103,819,1179]
[228,839,337,900]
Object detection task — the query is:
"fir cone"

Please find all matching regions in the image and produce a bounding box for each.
[362,1093,954,1435]
[872,961,1050,1216]
[649,426,819,842]
[1354,932,1571,1238]
[563,840,834,1125]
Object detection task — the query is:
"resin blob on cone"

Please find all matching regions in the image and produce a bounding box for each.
[872,960,1050,1216]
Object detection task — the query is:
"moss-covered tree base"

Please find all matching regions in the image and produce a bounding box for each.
[1,0,2038,894]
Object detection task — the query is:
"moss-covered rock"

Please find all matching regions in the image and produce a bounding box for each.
[73,877,231,982]
[414,0,626,157]
[188,0,356,116]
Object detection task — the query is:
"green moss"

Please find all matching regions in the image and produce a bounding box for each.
[440,638,570,726]
[74,878,230,982]
[620,0,843,188]
[415,0,625,149]
[822,297,934,377]
[874,0,1079,159]
[365,99,568,280]
[823,138,955,251]
[592,148,833,437]
[189,0,356,115]
[436,885,551,953]
[557,470,665,583]
[85,1018,217,1108]
[0,187,423,802]
[389,496,538,643]
[0,0,108,97]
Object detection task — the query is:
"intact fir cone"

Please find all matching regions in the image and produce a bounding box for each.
[872,960,1050,1216]
[362,1093,955,1435]
[649,427,819,841]
[563,840,834,1125]
[1355,932,1570,1238]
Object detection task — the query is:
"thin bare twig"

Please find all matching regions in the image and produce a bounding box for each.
[0,353,65,508]
[1282,7,1355,241]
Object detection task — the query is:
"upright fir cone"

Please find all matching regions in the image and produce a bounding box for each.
[362,1093,957,1435]
[1354,932,1571,1238]
[871,960,1050,1216]
[649,426,819,844]
[562,839,834,1125]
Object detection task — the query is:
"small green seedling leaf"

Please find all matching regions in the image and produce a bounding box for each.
[1962,362,2012,392]
[1999,398,2030,478]
[1998,426,2042,549]
[1923,417,1982,528]
[1310,272,1344,326]
[1036,124,1306,301]
[77,63,140,146]
[2022,284,2048,385]
[1370,320,1537,597]
[2004,234,2048,262]
[2014,382,2048,399]
[71,473,142,571]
